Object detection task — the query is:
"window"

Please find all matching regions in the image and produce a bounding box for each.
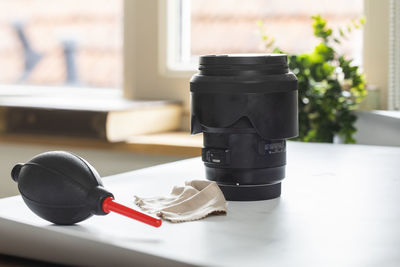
[389,0,400,110]
[0,0,122,88]
[127,0,393,111]
[167,0,363,71]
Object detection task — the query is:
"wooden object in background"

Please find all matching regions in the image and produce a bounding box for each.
[0,95,182,142]
[0,132,202,157]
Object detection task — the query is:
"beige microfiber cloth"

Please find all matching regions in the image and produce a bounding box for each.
[134,180,227,223]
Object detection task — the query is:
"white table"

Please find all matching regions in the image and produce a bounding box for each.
[0,142,399,267]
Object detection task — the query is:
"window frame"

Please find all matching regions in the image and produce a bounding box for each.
[158,0,196,77]
[388,0,400,110]
[362,0,391,110]
[123,0,191,129]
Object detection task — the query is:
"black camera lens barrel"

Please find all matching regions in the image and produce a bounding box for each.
[190,54,298,201]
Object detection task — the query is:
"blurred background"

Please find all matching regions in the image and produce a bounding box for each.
[191,0,363,63]
[0,0,362,87]
[0,0,122,88]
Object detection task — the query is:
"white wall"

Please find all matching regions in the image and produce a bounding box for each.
[363,0,390,109]
[0,142,188,198]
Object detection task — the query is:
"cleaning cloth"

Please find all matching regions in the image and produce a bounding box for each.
[134,180,227,223]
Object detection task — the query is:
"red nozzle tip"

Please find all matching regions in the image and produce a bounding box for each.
[102,197,162,228]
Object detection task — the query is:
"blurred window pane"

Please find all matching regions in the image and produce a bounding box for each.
[190,0,363,64]
[0,0,122,88]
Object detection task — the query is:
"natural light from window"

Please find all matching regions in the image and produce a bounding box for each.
[0,0,122,88]
[173,0,363,70]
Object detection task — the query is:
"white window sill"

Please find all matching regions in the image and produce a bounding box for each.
[354,110,400,146]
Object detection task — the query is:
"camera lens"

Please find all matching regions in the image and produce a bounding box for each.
[190,54,298,201]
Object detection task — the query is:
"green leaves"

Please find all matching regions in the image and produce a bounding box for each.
[272,15,367,143]
[313,43,334,61]
[257,15,366,143]
[337,16,366,43]
[312,15,332,42]
[257,20,276,51]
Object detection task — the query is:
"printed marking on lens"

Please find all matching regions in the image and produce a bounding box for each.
[212,159,221,163]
